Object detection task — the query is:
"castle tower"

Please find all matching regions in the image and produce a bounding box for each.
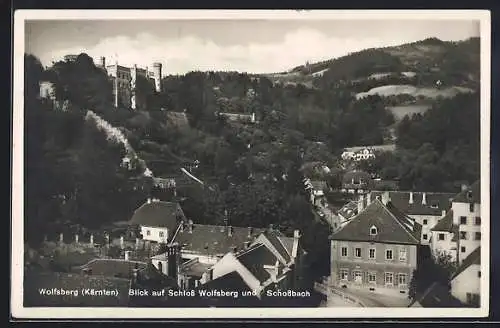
[130,64,137,110]
[98,56,106,68]
[152,62,162,93]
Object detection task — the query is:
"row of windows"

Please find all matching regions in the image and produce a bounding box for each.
[459,231,481,241]
[460,216,481,225]
[339,269,408,286]
[145,230,165,238]
[340,247,407,261]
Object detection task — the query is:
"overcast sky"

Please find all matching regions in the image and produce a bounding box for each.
[25,19,480,75]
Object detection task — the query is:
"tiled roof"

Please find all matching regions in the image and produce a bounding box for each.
[342,170,372,185]
[410,282,464,308]
[452,246,481,280]
[338,201,359,220]
[331,199,421,245]
[23,272,131,307]
[237,243,277,282]
[129,201,182,230]
[180,258,212,279]
[172,224,265,257]
[277,236,294,257]
[79,259,147,279]
[453,180,481,204]
[431,210,454,232]
[263,231,291,264]
[201,270,253,294]
[370,191,454,216]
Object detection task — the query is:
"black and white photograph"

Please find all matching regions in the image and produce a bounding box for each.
[11,10,490,319]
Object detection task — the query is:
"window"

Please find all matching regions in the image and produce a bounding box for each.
[423,219,428,225]
[399,248,407,262]
[353,270,363,284]
[341,247,348,257]
[146,230,151,236]
[478,271,481,278]
[461,246,466,253]
[431,203,438,209]
[369,248,376,259]
[159,231,164,238]
[460,216,467,225]
[355,248,362,258]
[475,217,481,225]
[340,269,349,281]
[386,249,393,260]
[469,203,475,213]
[384,272,394,285]
[466,293,480,306]
[368,272,376,284]
[475,232,481,241]
[423,234,428,240]
[460,231,468,240]
[438,233,445,241]
[398,273,407,287]
[370,226,378,236]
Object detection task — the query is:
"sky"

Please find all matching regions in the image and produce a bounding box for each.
[25,18,480,75]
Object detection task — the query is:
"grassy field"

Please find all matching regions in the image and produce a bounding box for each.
[356,84,473,100]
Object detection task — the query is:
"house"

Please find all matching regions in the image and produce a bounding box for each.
[217,112,257,124]
[150,242,183,287]
[304,178,327,205]
[368,191,454,244]
[341,170,373,194]
[451,181,481,265]
[329,192,422,298]
[429,210,458,263]
[450,246,481,307]
[129,199,187,243]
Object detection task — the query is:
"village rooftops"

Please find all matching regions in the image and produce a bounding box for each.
[129,200,182,231]
[452,246,481,280]
[237,243,278,282]
[337,201,360,220]
[78,258,148,279]
[453,180,481,204]
[180,258,212,279]
[431,210,456,232]
[171,223,265,258]
[370,191,454,217]
[344,144,396,153]
[24,271,131,307]
[331,199,422,245]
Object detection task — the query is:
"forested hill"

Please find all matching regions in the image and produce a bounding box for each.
[280,37,480,90]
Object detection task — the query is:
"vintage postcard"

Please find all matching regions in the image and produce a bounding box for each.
[11,9,491,319]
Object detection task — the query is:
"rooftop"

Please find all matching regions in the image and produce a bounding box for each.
[453,180,481,204]
[370,191,454,216]
[410,282,464,308]
[331,199,422,245]
[237,243,277,282]
[129,200,182,231]
[180,258,213,279]
[452,246,481,280]
[431,210,455,232]
[78,258,147,279]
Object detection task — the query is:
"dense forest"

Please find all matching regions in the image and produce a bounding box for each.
[23,37,480,278]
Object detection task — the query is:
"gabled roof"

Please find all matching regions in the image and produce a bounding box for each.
[129,201,182,231]
[261,231,292,264]
[331,199,421,245]
[453,180,481,204]
[180,258,212,279]
[452,247,481,280]
[24,272,131,307]
[237,243,277,282]
[79,259,147,279]
[370,191,454,216]
[201,271,254,294]
[338,201,360,220]
[172,224,265,257]
[431,210,455,232]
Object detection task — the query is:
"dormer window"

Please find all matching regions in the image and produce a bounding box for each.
[431,203,439,209]
[370,226,378,236]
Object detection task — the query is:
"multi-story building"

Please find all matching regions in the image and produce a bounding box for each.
[368,191,454,245]
[450,246,481,307]
[96,56,162,109]
[329,193,422,298]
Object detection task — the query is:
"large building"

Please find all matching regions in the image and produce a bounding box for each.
[96,57,162,109]
[329,193,422,298]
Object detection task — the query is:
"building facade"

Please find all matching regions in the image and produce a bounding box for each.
[450,246,481,307]
[329,196,422,297]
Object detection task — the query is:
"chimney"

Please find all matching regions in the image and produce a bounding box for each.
[147,198,152,204]
[294,229,301,240]
[461,184,468,191]
[358,194,364,213]
[135,237,140,250]
[75,234,79,244]
[124,250,130,261]
[99,56,106,68]
[120,236,124,249]
[228,226,233,237]
[247,227,253,238]
[179,221,184,233]
[422,192,427,205]
[442,210,446,217]
[382,191,390,206]
[188,220,193,234]
[59,233,64,244]
[409,192,414,204]
[244,241,251,249]
[90,234,94,246]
